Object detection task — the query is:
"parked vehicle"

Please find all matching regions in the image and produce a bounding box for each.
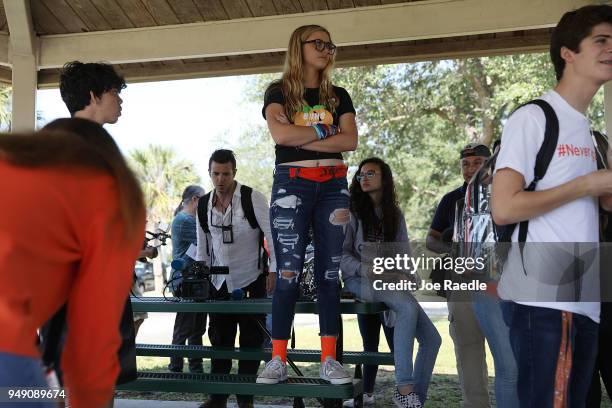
[134,261,155,292]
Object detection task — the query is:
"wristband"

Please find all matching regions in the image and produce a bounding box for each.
[312,123,326,140]
[312,123,340,140]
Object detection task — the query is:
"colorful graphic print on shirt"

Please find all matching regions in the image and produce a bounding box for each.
[293,104,333,126]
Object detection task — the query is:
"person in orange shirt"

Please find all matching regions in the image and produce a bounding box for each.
[0,120,145,408]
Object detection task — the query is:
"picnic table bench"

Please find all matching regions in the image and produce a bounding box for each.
[119,297,392,408]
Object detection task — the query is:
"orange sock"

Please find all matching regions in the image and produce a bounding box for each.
[272,339,288,363]
[321,336,336,362]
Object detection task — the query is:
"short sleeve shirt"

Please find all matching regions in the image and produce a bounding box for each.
[262,85,356,164]
[430,184,466,234]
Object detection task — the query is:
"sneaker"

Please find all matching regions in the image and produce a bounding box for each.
[319,357,352,385]
[343,393,375,407]
[393,389,422,408]
[256,356,288,384]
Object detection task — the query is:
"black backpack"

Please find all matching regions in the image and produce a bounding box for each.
[197,184,268,270]
[494,99,559,272]
[592,130,612,242]
[497,100,559,235]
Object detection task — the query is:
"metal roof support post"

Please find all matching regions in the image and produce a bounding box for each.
[11,54,36,132]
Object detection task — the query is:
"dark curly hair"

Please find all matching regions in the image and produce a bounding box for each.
[349,157,401,242]
[550,5,612,81]
[59,61,126,115]
[208,149,237,171]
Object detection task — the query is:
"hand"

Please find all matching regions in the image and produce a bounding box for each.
[139,246,158,259]
[275,113,290,124]
[584,169,612,196]
[600,195,612,212]
[266,273,276,295]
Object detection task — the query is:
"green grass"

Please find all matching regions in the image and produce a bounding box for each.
[116,317,612,407]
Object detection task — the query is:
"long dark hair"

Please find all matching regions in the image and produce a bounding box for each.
[0,118,145,241]
[349,157,400,242]
[174,185,205,216]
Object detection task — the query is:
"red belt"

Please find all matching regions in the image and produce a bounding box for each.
[289,165,348,182]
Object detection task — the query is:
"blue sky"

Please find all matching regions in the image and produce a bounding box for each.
[36,75,266,182]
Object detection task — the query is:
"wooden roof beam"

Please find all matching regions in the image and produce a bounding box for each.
[35,29,552,87]
[0,33,9,67]
[37,0,593,69]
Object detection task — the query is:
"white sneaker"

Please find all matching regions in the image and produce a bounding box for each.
[256,356,288,384]
[319,357,352,385]
[343,393,375,407]
[393,389,422,408]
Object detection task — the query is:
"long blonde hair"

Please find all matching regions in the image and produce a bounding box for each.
[267,25,338,121]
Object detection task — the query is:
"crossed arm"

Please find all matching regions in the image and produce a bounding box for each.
[265,103,357,153]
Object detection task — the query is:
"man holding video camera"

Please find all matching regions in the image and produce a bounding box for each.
[196,149,276,408]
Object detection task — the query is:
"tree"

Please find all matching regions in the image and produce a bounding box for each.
[129,145,201,225]
[232,124,275,200]
[0,85,11,131]
[235,53,606,238]
[0,85,47,131]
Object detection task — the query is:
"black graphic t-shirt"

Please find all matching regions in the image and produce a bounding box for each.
[262,85,356,164]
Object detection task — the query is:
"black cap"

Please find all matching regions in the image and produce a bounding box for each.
[460,143,491,159]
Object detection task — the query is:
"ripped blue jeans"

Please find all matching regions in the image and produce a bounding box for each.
[270,165,350,339]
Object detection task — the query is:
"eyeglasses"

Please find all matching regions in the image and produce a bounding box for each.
[356,170,379,182]
[302,39,337,55]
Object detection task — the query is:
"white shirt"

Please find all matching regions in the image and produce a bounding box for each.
[196,182,277,292]
[495,90,600,322]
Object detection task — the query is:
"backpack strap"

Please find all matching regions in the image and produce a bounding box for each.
[240,184,267,271]
[197,193,212,256]
[592,130,609,170]
[240,185,260,230]
[517,99,559,273]
[197,193,211,233]
[469,147,500,217]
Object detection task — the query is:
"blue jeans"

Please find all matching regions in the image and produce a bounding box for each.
[501,302,599,408]
[471,292,518,408]
[0,352,56,408]
[357,313,394,394]
[343,277,441,404]
[270,166,349,339]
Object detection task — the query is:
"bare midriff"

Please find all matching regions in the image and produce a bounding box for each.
[282,158,345,167]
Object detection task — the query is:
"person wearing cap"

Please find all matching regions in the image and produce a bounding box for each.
[457,143,519,408]
[426,142,492,408]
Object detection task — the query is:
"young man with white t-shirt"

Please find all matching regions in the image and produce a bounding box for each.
[492,5,612,407]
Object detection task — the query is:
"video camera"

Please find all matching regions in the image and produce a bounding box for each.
[145,229,171,246]
[171,260,229,302]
